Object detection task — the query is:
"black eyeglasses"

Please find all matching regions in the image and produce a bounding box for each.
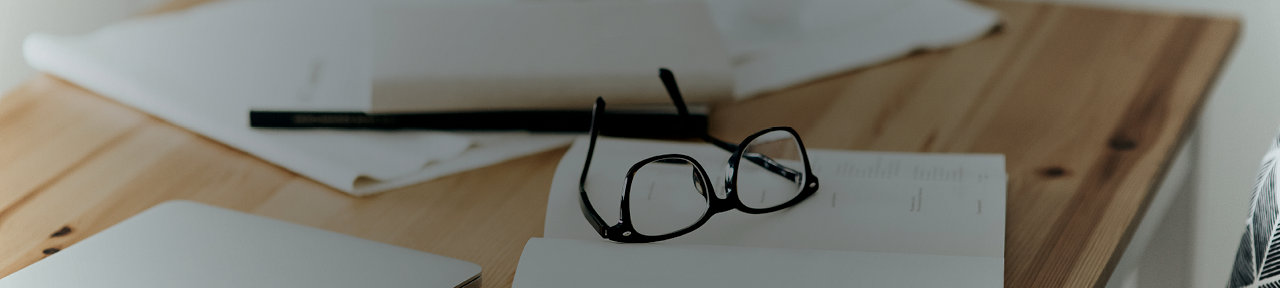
[578,68,820,243]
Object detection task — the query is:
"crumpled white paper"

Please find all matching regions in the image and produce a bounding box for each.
[22,0,575,196]
[706,0,1001,98]
[22,0,998,196]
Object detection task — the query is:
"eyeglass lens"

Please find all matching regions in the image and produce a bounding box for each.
[627,157,711,236]
[736,130,806,209]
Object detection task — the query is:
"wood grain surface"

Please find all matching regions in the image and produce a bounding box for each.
[0,1,1238,287]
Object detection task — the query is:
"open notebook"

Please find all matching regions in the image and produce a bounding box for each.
[515,137,1006,287]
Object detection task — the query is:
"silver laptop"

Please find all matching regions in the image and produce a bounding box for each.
[0,200,481,288]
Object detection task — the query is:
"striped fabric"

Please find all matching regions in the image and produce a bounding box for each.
[1229,133,1280,288]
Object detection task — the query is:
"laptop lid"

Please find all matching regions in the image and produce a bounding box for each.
[0,200,481,288]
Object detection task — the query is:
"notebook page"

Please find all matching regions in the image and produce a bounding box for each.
[514,237,1001,288]
[543,136,1006,258]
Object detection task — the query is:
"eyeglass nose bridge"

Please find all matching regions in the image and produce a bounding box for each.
[709,195,735,214]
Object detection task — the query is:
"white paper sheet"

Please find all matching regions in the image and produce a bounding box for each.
[20,0,997,196]
[700,0,1001,98]
[365,0,734,113]
[544,137,1006,257]
[22,0,575,196]
[514,237,1003,288]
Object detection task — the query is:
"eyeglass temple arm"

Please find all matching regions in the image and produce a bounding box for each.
[742,153,804,183]
[578,97,611,238]
[660,68,808,184]
[659,68,737,152]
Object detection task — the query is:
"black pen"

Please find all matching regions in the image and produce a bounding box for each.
[249,107,708,139]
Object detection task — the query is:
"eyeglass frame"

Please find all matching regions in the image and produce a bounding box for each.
[577,69,821,243]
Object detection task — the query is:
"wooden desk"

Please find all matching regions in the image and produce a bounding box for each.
[0,1,1238,287]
